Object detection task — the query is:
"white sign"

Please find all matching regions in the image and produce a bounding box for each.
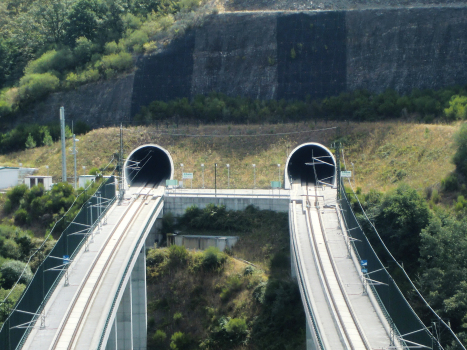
[182,172,193,179]
[341,171,352,178]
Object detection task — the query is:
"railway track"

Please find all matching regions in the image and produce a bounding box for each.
[299,179,370,350]
[50,184,157,350]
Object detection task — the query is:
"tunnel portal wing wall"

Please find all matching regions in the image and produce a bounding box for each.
[285,143,336,189]
[124,144,174,187]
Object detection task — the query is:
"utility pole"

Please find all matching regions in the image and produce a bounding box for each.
[201,164,205,189]
[72,134,79,189]
[214,163,217,198]
[226,164,230,188]
[335,142,341,200]
[118,124,124,201]
[60,107,67,183]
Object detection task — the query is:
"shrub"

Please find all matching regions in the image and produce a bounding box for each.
[14,208,30,225]
[225,318,248,341]
[24,49,75,76]
[442,173,459,192]
[42,129,53,146]
[74,37,97,64]
[25,133,36,148]
[95,52,133,74]
[0,239,21,260]
[0,260,33,289]
[65,69,100,88]
[220,275,242,301]
[153,329,167,344]
[168,245,188,267]
[18,73,59,102]
[173,311,183,323]
[6,184,28,208]
[445,95,467,120]
[202,246,227,270]
[170,331,190,350]
[104,41,119,55]
[147,248,167,267]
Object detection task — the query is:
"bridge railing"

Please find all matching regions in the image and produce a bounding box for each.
[0,176,116,350]
[339,184,436,349]
[97,195,164,350]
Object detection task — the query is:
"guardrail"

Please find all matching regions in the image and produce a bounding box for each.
[0,176,116,350]
[97,196,164,350]
[339,185,435,349]
[289,202,326,350]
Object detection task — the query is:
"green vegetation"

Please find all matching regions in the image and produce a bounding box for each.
[136,87,467,125]
[177,204,289,270]
[146,243,305,349]
[0,122,90,153]
[0,178,105,326]
[0,0,216,121]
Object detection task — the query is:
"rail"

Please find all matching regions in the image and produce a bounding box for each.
[51,185,156,349]
[97,194,164,349]
[289,202,326,350]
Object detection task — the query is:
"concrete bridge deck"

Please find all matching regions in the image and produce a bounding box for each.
[290,182,397,349]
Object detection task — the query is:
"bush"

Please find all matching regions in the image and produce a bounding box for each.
[220,275,242,301]
[225,318,248,341]
[65,68,100,88]
[202,246,227,270]
[0,239,21,260]
[153,329,167,344]
[14,208,30,225]
[6,184,28,208]
[95,52,133,74]
[18,73,60,102]
[147,248,167,267]
[442,173,459,192]
[170,331,190,350]
[453,123,467,177]
[168,245,188,267]
[24,49,75,76]
[0,260,33,289]
[445,95,467,120]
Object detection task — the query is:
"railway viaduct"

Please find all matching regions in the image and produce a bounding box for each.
[1,143,437,350]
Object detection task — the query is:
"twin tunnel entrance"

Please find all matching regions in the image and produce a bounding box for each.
[124,143,336,189]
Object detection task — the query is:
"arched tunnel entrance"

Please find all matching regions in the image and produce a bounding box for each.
[124,144,174,187]
[285,143,336,189]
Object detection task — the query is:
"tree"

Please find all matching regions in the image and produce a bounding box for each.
[32,0,70,45]
[25,132,36,148]
[374,184,431,273]
[453,123,467,178]
[42,128,53,146]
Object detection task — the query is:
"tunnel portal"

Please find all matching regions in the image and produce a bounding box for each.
[124,144,173,187]
[285,143,336,189]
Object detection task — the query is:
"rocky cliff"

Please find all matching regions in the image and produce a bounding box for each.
[20,6,467,126]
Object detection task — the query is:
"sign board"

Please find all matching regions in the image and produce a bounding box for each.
[166,179,178,186]
[63,255,70,265]
[341,171,352,178]
[182,172,193,179]
[360,260,368,267]
[271,181,282,188]
[361,268,368,274]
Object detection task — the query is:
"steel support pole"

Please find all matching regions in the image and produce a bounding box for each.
[60,107,67,183]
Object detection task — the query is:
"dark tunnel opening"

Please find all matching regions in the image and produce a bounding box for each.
[125,146,172,187]
[287,144,335,186]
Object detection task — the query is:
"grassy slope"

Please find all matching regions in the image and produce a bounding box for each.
[0,121,457,193]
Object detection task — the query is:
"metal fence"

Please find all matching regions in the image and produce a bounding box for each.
[339,185,437,349]
[0,176,116,350]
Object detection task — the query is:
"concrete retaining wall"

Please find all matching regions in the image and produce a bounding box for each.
[163,195,289,217]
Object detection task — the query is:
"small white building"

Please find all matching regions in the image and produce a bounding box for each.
[25,176,53,190]
[0,167,20,189]
[169,234,238,252]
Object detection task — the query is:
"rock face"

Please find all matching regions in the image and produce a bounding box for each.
[131,7,467,116]
[20,6,467,125]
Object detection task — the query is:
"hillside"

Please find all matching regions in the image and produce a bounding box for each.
[0,121,456,193]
